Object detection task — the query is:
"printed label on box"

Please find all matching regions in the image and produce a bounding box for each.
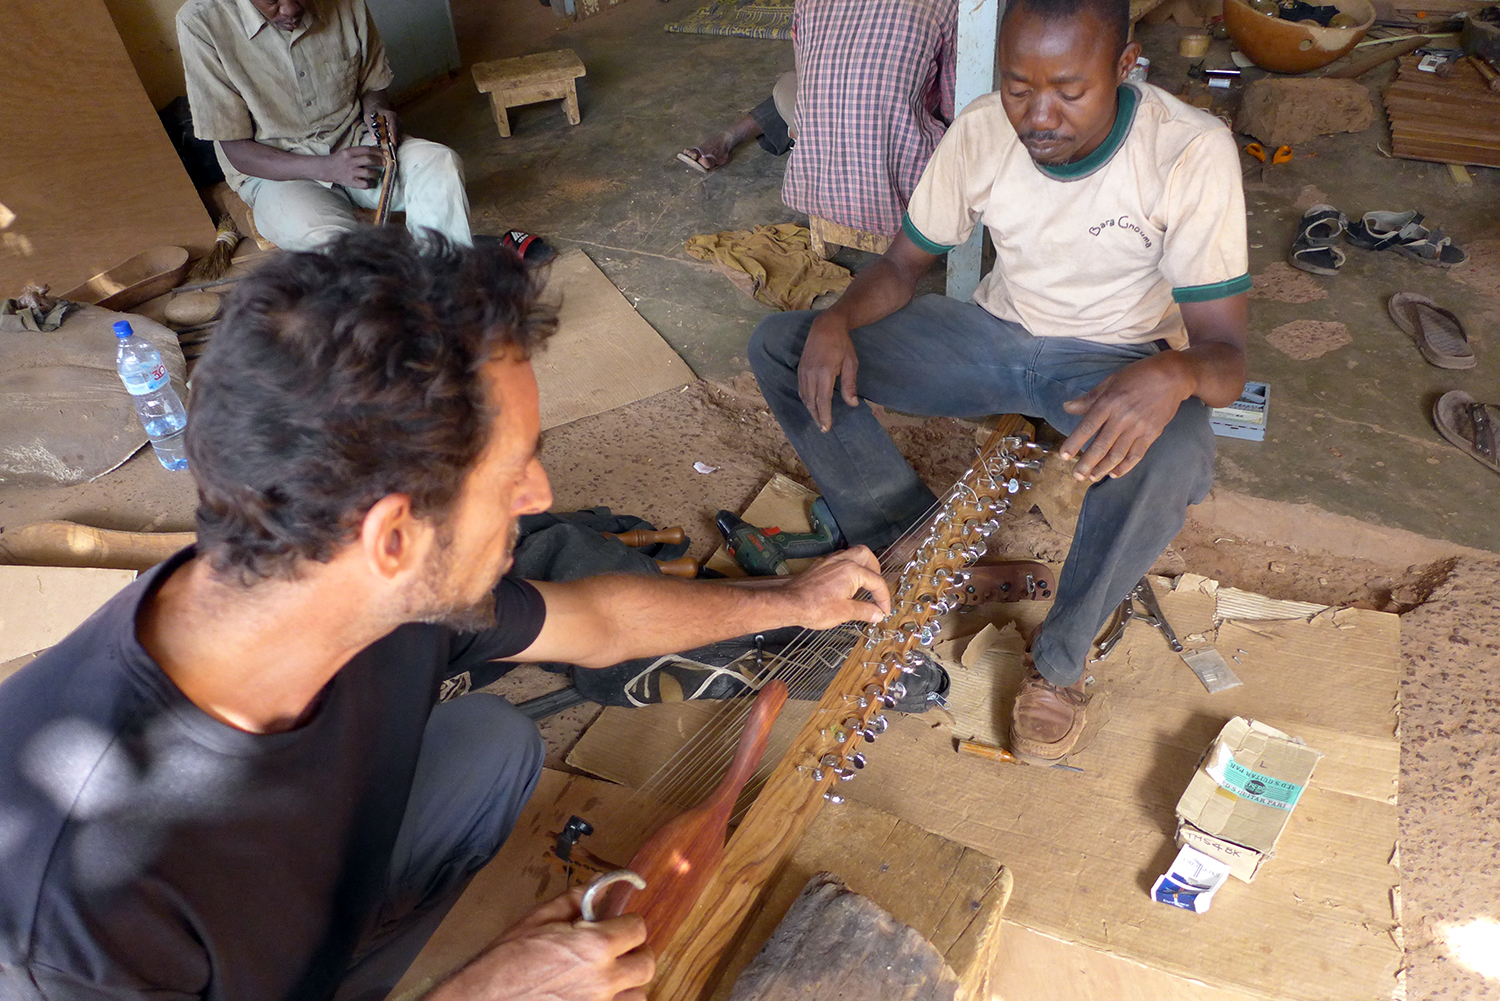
[1211,756,1306,811]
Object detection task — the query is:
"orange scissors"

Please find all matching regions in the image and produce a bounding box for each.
[1245,142,1292,181]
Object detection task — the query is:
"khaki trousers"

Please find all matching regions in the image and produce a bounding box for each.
[240,137,472,252]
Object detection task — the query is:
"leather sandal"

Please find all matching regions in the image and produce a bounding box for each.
[1011,656,1088,763]
[1434,391,1500,476]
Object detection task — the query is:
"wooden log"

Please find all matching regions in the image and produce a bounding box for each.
[1324,35,1427,78]
[726,874,959,1001]
[0,521,193,571]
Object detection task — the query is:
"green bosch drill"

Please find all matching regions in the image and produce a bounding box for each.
[714,497,843,576]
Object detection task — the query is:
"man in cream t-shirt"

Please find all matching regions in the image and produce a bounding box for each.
[750,0,1250,763]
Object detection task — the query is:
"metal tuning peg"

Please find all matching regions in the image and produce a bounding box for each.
[841,716,869,742]
[886,680,908,702]
[1012,457,1044,470]
[812,753,840,782]
[863,715,889,742]
[846,751,868,769]
[825,791,845,804]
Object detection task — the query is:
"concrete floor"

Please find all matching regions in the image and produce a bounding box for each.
[393,0,1499,557]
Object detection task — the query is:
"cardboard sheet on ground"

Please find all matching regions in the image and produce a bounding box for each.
[0,306,185,485]
[703,473,820,577]
[0,565,136,669]
[565,576,1401,1001]
[534,250,692,430]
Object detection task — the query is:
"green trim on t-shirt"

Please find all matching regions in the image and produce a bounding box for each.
[1037,85,1140,181]
[1172,273,1252,303]
[902,213,956,255]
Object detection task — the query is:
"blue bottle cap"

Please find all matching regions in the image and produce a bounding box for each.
[113,321,134,338]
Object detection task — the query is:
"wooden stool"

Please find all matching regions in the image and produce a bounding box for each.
[808,216,892,259]
[472,50,587,138]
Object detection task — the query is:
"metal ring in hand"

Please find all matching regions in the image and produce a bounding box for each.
[580,869,646,922]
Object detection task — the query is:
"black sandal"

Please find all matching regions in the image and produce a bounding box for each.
[1288,204,1347,276]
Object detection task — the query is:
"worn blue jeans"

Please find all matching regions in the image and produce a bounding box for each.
[749,294,1216,687]
[332,693,544,1001]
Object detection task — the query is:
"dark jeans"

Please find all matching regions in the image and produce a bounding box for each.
[332,694,545,1001]
[749,95,793,156]
[748,294,1216,686]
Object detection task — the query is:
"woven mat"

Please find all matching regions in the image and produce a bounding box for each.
[664,0,793,40]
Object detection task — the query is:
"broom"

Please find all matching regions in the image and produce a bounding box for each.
[185,215,242,284]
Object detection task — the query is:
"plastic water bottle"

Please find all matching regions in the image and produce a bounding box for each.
[114,320,189,470]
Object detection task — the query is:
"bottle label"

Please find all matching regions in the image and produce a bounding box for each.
[122,362,170,396]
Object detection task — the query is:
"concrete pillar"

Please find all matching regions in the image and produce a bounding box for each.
[945,0,1002,302]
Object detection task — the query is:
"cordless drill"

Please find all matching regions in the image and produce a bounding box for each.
[714,497,843,576]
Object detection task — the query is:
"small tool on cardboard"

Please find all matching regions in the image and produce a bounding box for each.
[1097,577,1183,659]
[715,497,842,576]
[956,738,1083,773]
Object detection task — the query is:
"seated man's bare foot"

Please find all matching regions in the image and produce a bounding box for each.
[677,114,765,173]
[677,133,736,173]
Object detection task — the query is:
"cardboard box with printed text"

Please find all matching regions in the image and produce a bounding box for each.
[1175,716,1323,882]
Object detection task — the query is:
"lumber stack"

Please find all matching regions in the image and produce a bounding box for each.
[1384,54,1500,167]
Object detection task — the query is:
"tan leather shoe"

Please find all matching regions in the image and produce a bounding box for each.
[1011,659,1088,763]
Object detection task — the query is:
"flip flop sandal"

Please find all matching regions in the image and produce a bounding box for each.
[1433,390,1500,475]
[1290,239,1345,276]
[676,148,717,174]
[1388,292,1476,369]
[1345,209,1424,251]
[498,229,555,264]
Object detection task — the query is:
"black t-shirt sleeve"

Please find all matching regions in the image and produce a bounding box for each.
[446,576,547,670]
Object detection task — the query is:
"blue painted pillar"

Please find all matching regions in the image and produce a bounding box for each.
[945,0,1001,301]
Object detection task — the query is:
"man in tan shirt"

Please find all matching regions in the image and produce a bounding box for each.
[177,0,471,251]
[751,0,1250,764]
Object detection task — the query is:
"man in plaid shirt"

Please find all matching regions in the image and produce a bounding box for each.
[678,0,956,238]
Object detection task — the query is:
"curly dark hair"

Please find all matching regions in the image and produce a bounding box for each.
[186,228,556,582]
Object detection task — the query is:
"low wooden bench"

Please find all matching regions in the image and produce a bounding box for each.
[809,216,893,259]
[471,50,587,138]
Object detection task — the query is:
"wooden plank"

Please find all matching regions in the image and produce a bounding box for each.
[0,0,213,297]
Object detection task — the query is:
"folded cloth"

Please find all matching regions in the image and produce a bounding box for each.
[0,286,77,332]
[686,222,850,311]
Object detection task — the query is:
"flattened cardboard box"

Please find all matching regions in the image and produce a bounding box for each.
[1175,716,1323,882]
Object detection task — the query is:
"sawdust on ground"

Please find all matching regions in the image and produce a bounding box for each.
[1265,318,1353,360]
[1448,237,1500,300]
[1249,261,1331,304]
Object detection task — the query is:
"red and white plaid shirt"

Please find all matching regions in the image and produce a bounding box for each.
[782,0,957,237]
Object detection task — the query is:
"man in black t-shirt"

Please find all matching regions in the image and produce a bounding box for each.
[0,230,891,1001]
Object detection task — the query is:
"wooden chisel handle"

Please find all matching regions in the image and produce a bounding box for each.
[654,556,699,578]
[1471,56,1500,93]
[607,527,686,547]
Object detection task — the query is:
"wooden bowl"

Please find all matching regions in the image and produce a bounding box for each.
[62,245,190,311]
[1224,0,1374,74]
